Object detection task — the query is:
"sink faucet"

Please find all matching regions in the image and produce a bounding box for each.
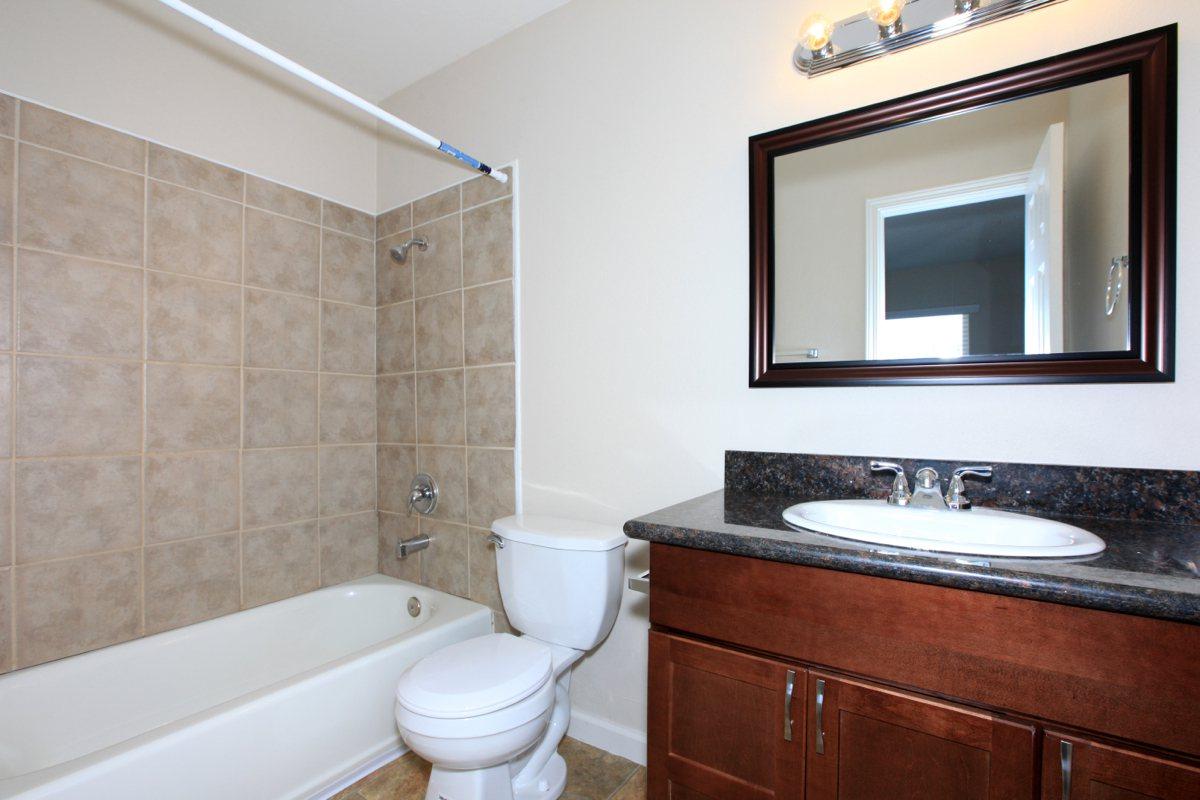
[870,461,993,511]
[911,467,946,509]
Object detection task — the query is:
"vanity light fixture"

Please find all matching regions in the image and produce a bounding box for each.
[794,0,1067,76]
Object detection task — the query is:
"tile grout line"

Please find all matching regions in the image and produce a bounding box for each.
[316,217,324,590]
[458,182,473,600]
[139,136,149,637]
[13,243,377,312]
[377,275,514,310]
[410,198,421,571]
[8,102,19,671]
[7,506,377,572]
[238,174,247,611]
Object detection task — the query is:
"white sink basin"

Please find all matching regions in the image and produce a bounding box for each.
[782,499,1105,558]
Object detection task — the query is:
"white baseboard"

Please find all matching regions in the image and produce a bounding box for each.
[567,709,647,766]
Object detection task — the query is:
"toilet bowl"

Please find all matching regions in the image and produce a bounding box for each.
[394,515,626,800]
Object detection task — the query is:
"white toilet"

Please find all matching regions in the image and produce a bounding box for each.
[394,515,627,800]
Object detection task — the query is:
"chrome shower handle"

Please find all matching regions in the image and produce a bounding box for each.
[407,473,439,516]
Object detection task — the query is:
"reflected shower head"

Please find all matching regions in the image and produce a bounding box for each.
[389,237,428,264]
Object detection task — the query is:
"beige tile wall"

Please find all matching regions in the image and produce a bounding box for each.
[0,94,379,672]
[375,168,516,631]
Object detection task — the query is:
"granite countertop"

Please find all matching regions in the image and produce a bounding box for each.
[624,490,1200,624]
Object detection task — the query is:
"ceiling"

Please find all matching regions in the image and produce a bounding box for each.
[181,0,571,101]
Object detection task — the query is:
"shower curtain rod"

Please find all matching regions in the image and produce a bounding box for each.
[155,0,508,184]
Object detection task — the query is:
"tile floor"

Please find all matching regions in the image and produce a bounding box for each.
[333,737,645,800]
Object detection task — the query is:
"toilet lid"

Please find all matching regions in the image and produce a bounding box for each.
[396,634,552,719]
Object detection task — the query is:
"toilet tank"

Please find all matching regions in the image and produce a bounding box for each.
[491,515,627,651]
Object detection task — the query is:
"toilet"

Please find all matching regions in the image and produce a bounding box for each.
[394,515,627,800]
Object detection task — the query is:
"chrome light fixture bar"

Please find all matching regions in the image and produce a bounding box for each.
[795,0,1067,77]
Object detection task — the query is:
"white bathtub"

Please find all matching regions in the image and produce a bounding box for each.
[0,575,492,800]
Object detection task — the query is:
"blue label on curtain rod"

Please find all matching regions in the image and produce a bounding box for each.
[438,141,492,174]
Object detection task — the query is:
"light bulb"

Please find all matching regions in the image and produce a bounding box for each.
[800,13,835,54]
[867,0,908,29]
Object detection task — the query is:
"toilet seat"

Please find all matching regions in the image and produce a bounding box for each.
[395,634,555,739]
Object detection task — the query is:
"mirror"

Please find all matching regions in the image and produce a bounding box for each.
[774,77,1129,364]
[750,27,1175,385]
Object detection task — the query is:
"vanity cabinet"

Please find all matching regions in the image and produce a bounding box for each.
[648,632,804,799]
[1041,733,1200,800]
[804,671,1035,799]
[646,543,1200,800]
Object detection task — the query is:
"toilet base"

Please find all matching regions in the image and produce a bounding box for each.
[513,752,566,800]
[423,752,566,800]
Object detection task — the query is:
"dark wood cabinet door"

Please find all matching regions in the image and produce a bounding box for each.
[804,671,1036,800]
[1042,732,1200,799]
[648,631,804,800]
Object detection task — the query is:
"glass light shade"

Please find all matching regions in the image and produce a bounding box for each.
[867,0,908,27]
[800,13,835,52]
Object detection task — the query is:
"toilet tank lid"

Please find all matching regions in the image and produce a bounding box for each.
[492,515,627,552]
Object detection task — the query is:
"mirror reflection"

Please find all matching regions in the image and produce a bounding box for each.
[772,76,1130,364]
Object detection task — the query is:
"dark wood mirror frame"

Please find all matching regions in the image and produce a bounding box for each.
[750,26,1176,386]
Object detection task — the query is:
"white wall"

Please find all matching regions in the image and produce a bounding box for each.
[377,0,1194,756]
[0,0,377,210]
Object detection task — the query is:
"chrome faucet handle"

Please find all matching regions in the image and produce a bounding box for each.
[870,460,911,506]
[945,466,993,511]
[407,473,439,516]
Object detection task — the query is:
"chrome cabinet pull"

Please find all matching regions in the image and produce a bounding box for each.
[1060,740,1073,800]
[815,678,826,754]
[783,670,796,741]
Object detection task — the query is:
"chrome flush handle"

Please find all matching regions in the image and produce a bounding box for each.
[945,465,994,511]
[869,461,911,506]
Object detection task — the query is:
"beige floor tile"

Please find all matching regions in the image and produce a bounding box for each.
[560,737,640,800]
[346,751,430,800]
[610,768,646,800]
[338,739,639,800]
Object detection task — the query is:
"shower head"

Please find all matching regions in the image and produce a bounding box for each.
[389,237,428,264]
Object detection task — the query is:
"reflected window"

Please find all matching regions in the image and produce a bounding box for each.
[875,313,969,360]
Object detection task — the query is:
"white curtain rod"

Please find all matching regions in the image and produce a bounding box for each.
[155,0,508,184]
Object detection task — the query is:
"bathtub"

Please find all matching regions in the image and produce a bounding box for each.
[0,575,492,800]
